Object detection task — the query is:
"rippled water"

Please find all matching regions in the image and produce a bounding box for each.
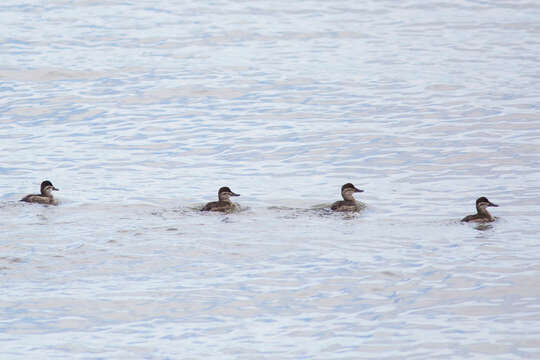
[1,1,540,358]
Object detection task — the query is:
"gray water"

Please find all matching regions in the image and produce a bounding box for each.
[1,1,540,359]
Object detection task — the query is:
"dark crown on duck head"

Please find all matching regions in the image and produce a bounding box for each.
[218,186,240,196]
[41,180,58,192]
[341,183,363,193]
[476,196,497,207]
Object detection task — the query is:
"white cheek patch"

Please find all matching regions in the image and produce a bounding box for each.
[342,190,356,200]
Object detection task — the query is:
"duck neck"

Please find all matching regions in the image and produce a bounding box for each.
[477,206,492,220]
[219,195,231,203]
[42,189,54,198]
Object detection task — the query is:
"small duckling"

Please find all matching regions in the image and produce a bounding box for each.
[461,196,498,223]
[21,180,59,205]
[201,186,240,212]
[331,183,364,212]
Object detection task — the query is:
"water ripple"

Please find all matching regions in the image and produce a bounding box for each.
[1,0,540,358]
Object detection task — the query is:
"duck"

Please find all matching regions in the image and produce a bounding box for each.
[21,180,59,205]
[461,196,498,222]
[331,183,364,212]
[201,186,240,212]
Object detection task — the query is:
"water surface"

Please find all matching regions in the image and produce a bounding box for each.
[1,0,540,358]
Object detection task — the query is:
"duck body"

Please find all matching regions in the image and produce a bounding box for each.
[20,194,57,205]
[461,213,492,223]
[21,180,59,205]
[331,200,360,212]
[331,183,364,212]
[461,196,498,223]
[201,200,236,212]
[201,186,240,213]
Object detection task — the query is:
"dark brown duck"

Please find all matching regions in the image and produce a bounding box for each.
[461,196,498,223]
[331,183,364,212]
[21,180,59,205]
[201,186,240,212]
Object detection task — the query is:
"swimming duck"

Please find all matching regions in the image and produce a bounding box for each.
[461,196,498,223]
[21,180,59,205]
[331,183,364,212]
[201,186,240,212]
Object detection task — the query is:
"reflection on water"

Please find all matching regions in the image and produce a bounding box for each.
[473,223,494,232]
[1,0,540,358]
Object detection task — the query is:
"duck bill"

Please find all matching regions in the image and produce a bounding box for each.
[354,188,364,193]
[488,201,498,207]
[230,192,240,197]
[52,187,59,191]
